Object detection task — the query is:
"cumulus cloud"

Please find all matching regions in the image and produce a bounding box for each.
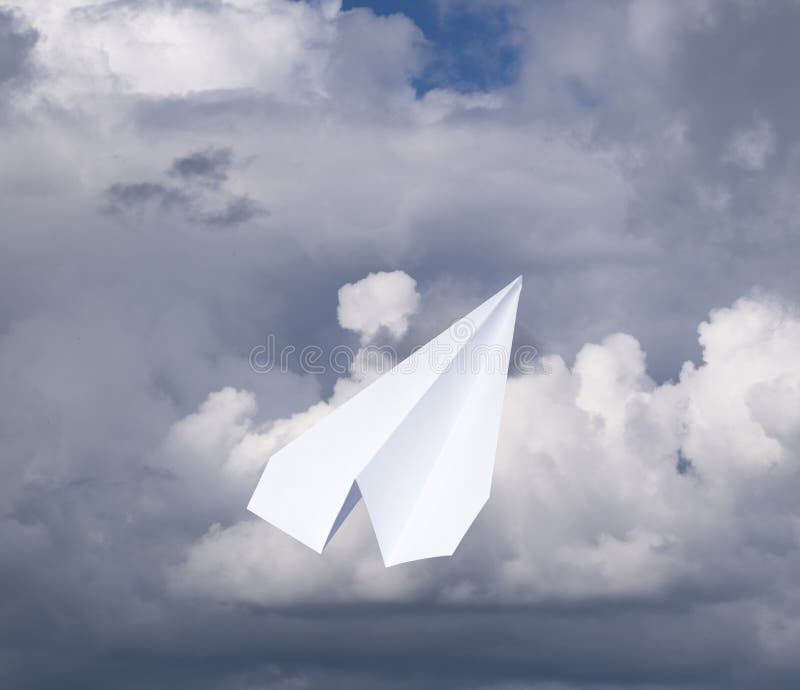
[169,286,800,609]
[21,0,427,114]
[156,271,423,509]
[25,0,335,98]
[337,271,421,342]
[4,0,800,686]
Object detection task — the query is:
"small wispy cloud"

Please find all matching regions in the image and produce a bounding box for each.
[104,148,266,228]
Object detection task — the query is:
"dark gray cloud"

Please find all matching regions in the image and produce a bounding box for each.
[2,1,800,689]
[0,598,775,689]
[105,149,266,227]
[106,181,190,212]
[168,147,232,186]
[0,7,37,87]
[200,194,266,227]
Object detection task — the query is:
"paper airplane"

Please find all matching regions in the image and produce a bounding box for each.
[248,277,522,566]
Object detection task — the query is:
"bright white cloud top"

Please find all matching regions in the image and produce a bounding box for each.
[337,271,421,342]
[248,277,522,566]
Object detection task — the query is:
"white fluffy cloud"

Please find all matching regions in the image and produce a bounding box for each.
[167,282,800,606]
[25,0,335,98]
[154,272,423,535]
[337,270,421,342]
[20,0,434,114]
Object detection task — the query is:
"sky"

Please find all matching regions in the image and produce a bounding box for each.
[2,1,800,688]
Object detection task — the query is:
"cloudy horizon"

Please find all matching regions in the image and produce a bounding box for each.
[2,1,800,688]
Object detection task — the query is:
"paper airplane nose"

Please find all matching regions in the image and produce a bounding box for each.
[248,277,522,566]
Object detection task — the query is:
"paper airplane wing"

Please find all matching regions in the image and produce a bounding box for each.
[247,277,522,566]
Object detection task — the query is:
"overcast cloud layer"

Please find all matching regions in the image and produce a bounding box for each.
[2,1,800,688]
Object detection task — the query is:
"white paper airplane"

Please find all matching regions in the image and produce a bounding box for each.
[248,276,522,566]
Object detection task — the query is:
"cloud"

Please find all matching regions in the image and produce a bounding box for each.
[170,287,800,611]
[724,117,776,171]
[199,195,266,227]
[168,147,232,186]
[105,148,266,227]
[26,0,336,99]
[0,7,38,87]
[22,0,426,114]
[105,181,191,213]
[627,0,715,60]
[3,0,800,687]
[337,271,421,342]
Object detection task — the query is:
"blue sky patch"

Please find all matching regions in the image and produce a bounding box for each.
[342,0,521,94]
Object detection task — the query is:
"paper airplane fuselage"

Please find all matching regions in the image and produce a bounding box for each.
[248,277,522,566]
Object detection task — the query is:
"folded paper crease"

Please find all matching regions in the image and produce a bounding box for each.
[248,277,522,566]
